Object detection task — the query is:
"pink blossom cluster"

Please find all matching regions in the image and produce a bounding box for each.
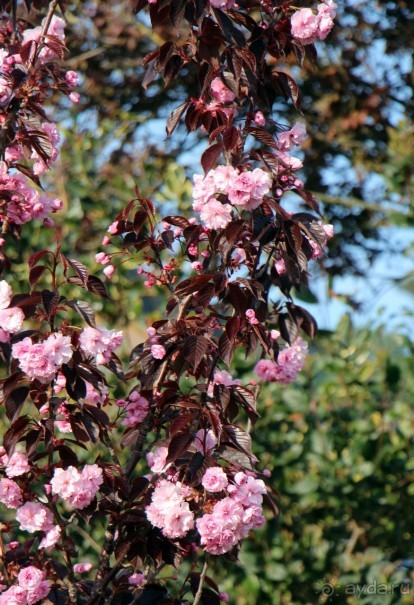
[291,0,337,45]
[79,326,123,364]
[254,336,308,384]
[0,478,22,508]
[73,562,93,574]
[21,15,65,61]
[50,464,103,509]
[0,280,24,342]
[117,391,149,428]
[193,429,218,454]
[196,471,266,554]
[147,445,169,473]
[147,326,167,360]
[278,122,307,151]
[145,479,194,539]
[0,566,51,605]
[209,0,236,10]
[193,165,272,229]
[205,77,237,122]
[11,332,73,383]
[0,162,63,227]
[207,369,241,397]
[15,501,61,549]
[6,122,61,176]
[309,222,334,259]
[4,451,31,478]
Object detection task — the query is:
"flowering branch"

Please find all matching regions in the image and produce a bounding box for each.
[0,1,337,603]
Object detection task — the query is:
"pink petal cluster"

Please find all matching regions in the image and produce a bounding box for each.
[50,464,103,509]
[145,479,194,539]
[17,566,51,604]
[278,122,307,151]
[147,445,169,473]
[201,467,228,492]
[15,501,54,533]
[207,369,241,396]
[5,452,30,478]
[85,381,109,404]
[118,391,149,428]
[73,563,93,573]
[193,165,271,228]
[196,472,266,554]
[79,326,123,364]
[193,429,218,454]
[0,162,63,227]
[22,15,66,62]
[210,0,236,9]
[151,344,166,360]
[291,1,336,45]
[0,478,22,508]
[129,572,145,587]
[210,77,235,104]
[0,280,24,340]
[254,336,308,384]
[11,333,72,383]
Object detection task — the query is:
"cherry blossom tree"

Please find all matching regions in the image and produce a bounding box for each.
[0,0,335,603]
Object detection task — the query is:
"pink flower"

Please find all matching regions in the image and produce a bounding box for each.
[194,429,217,454]
[0,478,22,508]
[79,326,123,364]
[120,393,149,428]
[6,452,30,478]
[245,308,259,325]
[275,258,286,275]
[16,501,54,533]
[151,344,166,360]
[210,77,235,104]
[275,151,303,170]
[202,467,228,492]
[0,307,24,334]
[73,563,93,573]
[278,122,307,151]
[291,8,319,45]
[129,573,145,586]
[146,479,194,539]
[317,1,336,40]
[192,173,216,211]
[147,446,169,473]
[254,337,308,384]
[43,333,72,366]
[18,566,44,590]
[0,586,27,605]
[254,111,266,126]
[0,280,12,309]
[26,580,51,605]
[103,264,115,278]
[219,593,230,602]
[65,70,79,87]
[270,329,280,340]
[210,0,236,9]
[55,420,72,433]
[95,252,110,265]
[107,221,119,234]
[51,464,103,509]
[199,200,232,230]
[323,223,334,239]
[39,525,61,549]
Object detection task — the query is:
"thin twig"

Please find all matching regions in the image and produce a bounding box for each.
[28,0,60,68]
[193,558,209,605]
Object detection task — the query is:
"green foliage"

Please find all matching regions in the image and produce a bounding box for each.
[215,316,414,604]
